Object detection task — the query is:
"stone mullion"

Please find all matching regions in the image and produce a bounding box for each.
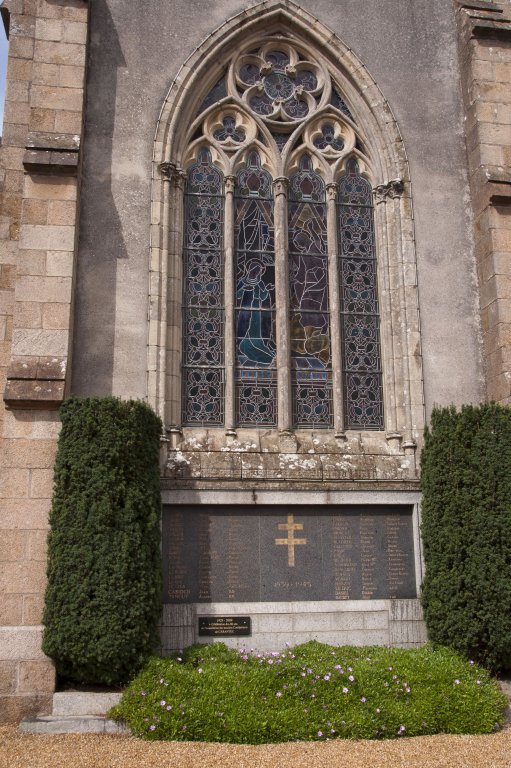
[224,176,236,434]
[375,181,416,452]
[274,177,292,434]
[161,164,185,429]
[391,193,417,453]
[373,189,399,441]
[326,183,345,438]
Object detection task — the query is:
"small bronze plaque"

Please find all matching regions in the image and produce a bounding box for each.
[198,616,251,637]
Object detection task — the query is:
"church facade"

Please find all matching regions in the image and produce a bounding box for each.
[0,0,510,721]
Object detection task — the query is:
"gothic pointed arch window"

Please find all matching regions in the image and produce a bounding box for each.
[176,37,385,433]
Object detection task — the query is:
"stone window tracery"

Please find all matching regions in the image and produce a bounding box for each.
[179,37,384,432]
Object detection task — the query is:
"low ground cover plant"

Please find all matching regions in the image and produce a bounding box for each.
[110,641,506,743]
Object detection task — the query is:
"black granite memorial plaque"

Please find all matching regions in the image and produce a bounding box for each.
[198,616,251,637]
[162,505,417,603]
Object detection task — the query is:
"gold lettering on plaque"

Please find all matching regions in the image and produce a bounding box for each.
[275,514,306,567]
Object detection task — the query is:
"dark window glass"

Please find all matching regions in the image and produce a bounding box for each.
[337,158,383,429]
[182,149,225,425]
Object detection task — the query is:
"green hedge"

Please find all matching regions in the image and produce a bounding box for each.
[420,403,511,672]
[42,397,163,685]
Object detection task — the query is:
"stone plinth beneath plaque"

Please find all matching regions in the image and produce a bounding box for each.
[160,598,427,654]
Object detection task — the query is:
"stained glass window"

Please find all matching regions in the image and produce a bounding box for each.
[235,152,277,425]
[337,158,383,428]
[180,39,386,433]
[331,88,355,122]
[313,124,344,152]
[288,156,333,427]
[213,116,246,144]
[182,148,225,425]
[196,75,227,116]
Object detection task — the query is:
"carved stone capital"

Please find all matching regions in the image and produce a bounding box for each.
[273,176,289,196]
[326,183,337,202]
[224,175,236,194]
[159,161,186,188]
[373,178,404,202]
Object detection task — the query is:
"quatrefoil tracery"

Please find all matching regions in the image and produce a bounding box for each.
[233,42,325,125]
[183,38,371,180]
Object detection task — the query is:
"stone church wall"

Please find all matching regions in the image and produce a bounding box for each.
[0,0,88,723]
[0,0,510,722]
[456,0,511,404]
[73,0,486,408]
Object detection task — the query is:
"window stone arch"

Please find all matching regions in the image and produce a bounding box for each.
[150,0,424,483]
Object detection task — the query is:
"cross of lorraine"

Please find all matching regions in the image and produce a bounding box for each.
[275,513,307,567]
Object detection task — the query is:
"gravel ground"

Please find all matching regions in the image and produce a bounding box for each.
[2,725,511,768]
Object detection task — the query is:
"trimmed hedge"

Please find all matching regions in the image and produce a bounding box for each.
[42,397,163,685]
[420,403,511,672]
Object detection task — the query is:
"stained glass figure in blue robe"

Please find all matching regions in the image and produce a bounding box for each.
[288,155,333,427]
[234,152,277,425]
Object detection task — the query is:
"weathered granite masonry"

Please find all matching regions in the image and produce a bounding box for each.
[0,0,88,723]
[164,429,419,489]
[456,0,511,404]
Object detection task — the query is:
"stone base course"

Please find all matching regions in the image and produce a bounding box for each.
[19,691,127,734]
[19,715,128,734]
[0,627,55,721]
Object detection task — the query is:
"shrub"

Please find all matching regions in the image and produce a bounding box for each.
[109,642,506,742]
[421,403,511,672]
[42,397,162,685]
